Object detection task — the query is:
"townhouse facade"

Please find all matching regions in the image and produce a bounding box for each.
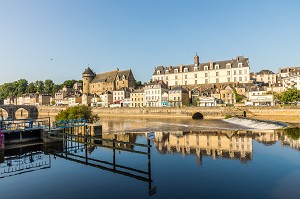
[152,55,250,86]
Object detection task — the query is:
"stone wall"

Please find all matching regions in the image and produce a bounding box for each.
[37,105,300,119]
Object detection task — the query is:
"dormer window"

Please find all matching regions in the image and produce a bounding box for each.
[116,76,119,81]
[184,68,188,73]
[194,67,198,72]
[215,64,219,70]
[238,63,243,67]
[204,66,208,71]
[226,63,231,69]
[174,69,178,73]
[122,75,126,80]
[157,70,160,75]
[165,70,169,74]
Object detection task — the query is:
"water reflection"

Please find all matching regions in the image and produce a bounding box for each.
[0,144,53,178]
[152,128,300,165]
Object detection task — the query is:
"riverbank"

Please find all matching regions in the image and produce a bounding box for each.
[37,106,300,123]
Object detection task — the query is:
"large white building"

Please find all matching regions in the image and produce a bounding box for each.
[144,80,169,107]
[152,55,250,87]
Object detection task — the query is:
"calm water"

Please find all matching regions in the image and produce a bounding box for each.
[1,117,300,199]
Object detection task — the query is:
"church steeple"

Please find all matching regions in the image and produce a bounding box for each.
[194,53,199,66]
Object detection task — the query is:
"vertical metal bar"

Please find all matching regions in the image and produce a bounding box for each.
[113,134,116,170]
[148,139,152,194]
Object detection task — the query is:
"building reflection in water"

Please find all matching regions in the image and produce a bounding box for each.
[152,128,300,165]
[153,131,253,165]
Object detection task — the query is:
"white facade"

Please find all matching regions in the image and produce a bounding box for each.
[144,81,169,107]
[198,97,217,107]
[247,91,274,106]
[99,92,113,107]
[282,76,300,90]
[152,56,250,86]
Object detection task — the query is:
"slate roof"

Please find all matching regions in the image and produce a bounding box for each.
[153,56,249,75]
[91,70,118,83]
[256,70,275,75]
[116,70,131,80]
[82,67,95,75]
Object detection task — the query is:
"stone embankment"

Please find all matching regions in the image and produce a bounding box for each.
[37,106,300,121]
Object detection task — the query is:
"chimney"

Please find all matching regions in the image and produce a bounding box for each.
[179,64,183,73]
[209,60,213,70]
[194,53,199,66]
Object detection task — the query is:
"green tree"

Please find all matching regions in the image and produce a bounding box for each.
[27,82,37,93]
[233,88,244,103]
[62,80,77,88]
[281,88,300,103]
[17,79,28,96]
[44,79,55,94]
[55,105,99,123]
[34,80,44,93]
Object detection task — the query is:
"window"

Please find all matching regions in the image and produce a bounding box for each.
[244,69,247,74]
[194,67,198,72]
[234,70,237,75]
[227,77,231,82]
[205,73,208,77]
[185,75,187,79]
[239,77,242,81]
[175,81,178,85]
[184,68,188,73]
[166,70,169,74]
[216,72,219,76]
[157,70,160,75]
[239,70,242,75]
[205,79,208,84]
[185,81,187,85]
[194,74,197,78]
[238,63,243,67]
[234,77,237,82]
[226,63,231,69]
[216,78,219,83]
[195,80,197,84]
[227,71,230,75]
[204,66,208,70]
[215,64,219,69]
[166,76,168,80]
[174,69,178,73]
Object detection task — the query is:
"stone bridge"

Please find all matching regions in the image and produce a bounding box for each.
[0,105,39,119]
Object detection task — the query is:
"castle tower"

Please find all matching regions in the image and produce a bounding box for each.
[194,53,199,66]
[82,67,95,94]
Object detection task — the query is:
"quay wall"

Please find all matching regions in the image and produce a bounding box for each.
[37,106,300,119]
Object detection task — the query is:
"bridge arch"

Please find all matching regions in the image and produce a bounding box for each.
[0,105,38,119]
[192,112,204,120]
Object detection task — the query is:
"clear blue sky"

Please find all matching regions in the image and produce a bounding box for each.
[0,0,299,84]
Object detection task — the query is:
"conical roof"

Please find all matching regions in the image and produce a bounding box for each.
[82,67,94,75]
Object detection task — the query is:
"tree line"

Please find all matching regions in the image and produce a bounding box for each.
[0,79,81,101]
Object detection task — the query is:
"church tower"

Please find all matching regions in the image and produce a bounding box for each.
[82,67,95,94]
[194,53,199,66]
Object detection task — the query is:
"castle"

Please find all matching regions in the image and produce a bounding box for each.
[82,67,136,95]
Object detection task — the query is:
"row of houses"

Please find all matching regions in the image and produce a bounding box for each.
[3,54,299,107]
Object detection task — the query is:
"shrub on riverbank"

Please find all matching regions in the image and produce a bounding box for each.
[55,105,99,123]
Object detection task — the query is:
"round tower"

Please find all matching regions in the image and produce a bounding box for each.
[82,67,95,94]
